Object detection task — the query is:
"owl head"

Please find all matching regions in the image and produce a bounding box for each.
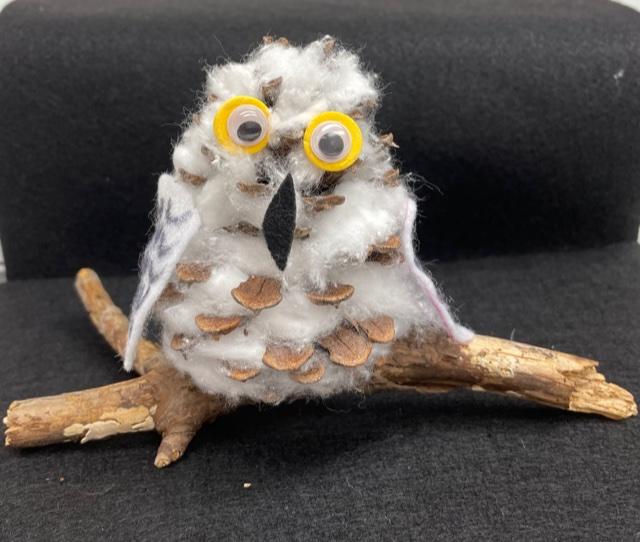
[171,36,403,276]
[175,35,386,186]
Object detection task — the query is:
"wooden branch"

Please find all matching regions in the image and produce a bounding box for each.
[4,364,230,467]
[3,269,636,468]
[4,377,156,448]
[371,335,637,420]
[75,268,161,375]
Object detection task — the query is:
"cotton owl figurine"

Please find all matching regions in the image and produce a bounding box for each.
[125,36,473,405]
[3,35,633,470]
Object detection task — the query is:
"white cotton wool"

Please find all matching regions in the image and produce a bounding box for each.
[188,264,252,314]
[333,263,443,338]
[306,180,409,264]
[125,36,472,403]
[250,289,343,343]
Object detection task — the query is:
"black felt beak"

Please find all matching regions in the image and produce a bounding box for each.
[262,173,296,271]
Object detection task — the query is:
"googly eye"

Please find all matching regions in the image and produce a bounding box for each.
[213,96,270,153]
[303,111,362,171]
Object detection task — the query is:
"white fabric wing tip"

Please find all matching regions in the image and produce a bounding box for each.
[123,174,201,370]
[401,198,474,344]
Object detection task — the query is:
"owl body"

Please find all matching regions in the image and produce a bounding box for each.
[126,37,472,404]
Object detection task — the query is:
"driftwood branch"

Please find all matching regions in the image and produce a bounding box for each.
[371,335,636,420]
[4,268,636,467]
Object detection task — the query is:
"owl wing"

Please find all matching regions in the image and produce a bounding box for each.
[401,199,474,344]
[123,173,201,370]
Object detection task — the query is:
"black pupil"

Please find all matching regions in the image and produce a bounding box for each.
[237,121,262,142]
[318,132,345,156]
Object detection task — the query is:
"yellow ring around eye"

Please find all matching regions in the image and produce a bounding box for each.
[213,95,270,154]
[303,111,363,171]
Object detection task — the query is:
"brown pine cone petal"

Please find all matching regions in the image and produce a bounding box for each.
[382,168,401,187]
[195,315,243,335]
[367,251,404,266]
[176,263,212,284]
[201,145,216,159]
[158,283,184,304]
[237,182,271,196]
[321,36,336,57]
[263,35,289,46]
[262,344,315,371]
[261,76,283,107]
[271,136,300,157]
[227,367,260,382]
[232,276,282,311]
[178,169,207,186]
[223,221,260,236]
[348,98,377,120]
[290,362,326,384]
[356,316,395,343]
[303,194,345,212]
[306,284,354,306]
[369,235,401,254]
[259,390,283,404]
[378,133,399,148]
[170,334,193,352]
[294,227,311,239]
[318,326,373,367]
[316,170,345,192]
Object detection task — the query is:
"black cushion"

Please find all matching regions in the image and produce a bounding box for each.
[2,0,640,278]
[1,243,639,539]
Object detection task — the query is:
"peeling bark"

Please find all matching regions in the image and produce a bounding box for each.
[370,334,637,420]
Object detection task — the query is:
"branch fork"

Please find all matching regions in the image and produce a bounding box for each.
[4,269,636,467]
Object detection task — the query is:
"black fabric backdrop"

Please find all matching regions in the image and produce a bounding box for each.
[1,0,640,540]
[1,0,640,278]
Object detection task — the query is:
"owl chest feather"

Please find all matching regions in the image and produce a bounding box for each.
[155,226,396,403]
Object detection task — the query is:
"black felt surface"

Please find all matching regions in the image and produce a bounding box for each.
[263,174,297,271]
[1,243,638,540]
[2,0,640,279]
